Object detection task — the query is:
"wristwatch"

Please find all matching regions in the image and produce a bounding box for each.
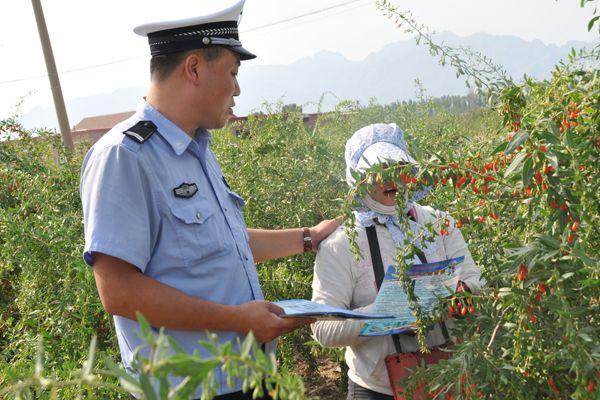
[302,227,313,253]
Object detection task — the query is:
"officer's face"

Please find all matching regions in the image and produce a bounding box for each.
[198,49,241,129]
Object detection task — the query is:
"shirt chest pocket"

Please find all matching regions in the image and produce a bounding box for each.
[168,199,228,262]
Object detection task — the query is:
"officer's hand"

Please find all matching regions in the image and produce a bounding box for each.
[234,301,315,343]
[310,217,343,252]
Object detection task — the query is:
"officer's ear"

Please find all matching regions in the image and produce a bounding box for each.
[183,51,206,85]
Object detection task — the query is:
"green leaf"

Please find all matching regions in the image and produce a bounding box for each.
[504,152,526,178]
[140,373,157,400]
[505,129,529,155]
[578,333,593,342]
[82,335,97,377]
[158,377,169,399]
[588,15,600,31]
[35,337,44,378]
[536,234,560,249]
[564,128,576,147]
[104,357,141,394]
[539,131,561,145]
[240,333,254,357]
[559,272,575,282]
[154,354,219,377]
[572,246,596,267]
[136,312,154,343]
[167,336,187,354]
[522,157,533,187]
[490,141,508,155]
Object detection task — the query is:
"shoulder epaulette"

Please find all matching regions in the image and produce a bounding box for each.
[123,120,157,143]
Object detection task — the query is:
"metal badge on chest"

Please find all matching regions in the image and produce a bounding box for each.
[173,182,199,199]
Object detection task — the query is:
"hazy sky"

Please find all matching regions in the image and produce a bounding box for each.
[0,0,597,121]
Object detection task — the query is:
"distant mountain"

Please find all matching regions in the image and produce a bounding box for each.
[19,32,598,130]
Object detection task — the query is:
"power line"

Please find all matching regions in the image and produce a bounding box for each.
[253,2,371,36]
[0,0,368,86]
[0,55,147,85]
[241,0,364,33]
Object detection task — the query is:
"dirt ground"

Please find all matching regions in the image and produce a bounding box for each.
[297,355,346,399]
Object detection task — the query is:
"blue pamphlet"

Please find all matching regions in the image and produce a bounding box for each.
[274,299,395,320]
[359,256,464,336]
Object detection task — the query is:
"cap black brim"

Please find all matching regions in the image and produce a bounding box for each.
[230,46,256,60]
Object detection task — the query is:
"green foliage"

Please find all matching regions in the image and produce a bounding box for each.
[363,2,600,398]
[1,314,308,400]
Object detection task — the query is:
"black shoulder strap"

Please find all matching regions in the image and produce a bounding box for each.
[123,120,157,143]
[366,226,385,290]
[366,225,403,353]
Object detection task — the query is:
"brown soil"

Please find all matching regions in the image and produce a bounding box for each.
[296,354,345,399]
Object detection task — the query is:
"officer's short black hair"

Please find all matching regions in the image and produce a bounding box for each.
[150,46,226,81]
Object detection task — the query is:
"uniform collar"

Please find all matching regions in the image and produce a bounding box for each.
[135,99,212,156]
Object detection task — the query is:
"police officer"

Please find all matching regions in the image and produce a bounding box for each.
[80,1,339,398]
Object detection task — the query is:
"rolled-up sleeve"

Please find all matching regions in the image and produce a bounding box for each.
[80,144,158,272]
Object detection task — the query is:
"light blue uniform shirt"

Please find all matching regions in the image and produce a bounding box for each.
[80,99,271,397]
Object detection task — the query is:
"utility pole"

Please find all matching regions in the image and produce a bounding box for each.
[31,0,73,151]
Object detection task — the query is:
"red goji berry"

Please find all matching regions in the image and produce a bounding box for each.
[548,377,560,396]
[517,264,528,281]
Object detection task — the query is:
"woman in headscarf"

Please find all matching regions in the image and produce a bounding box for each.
[311,123,484,399]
